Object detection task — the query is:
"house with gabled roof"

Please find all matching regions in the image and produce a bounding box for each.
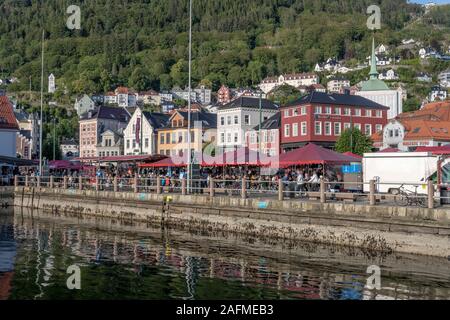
[123,107,170,156]
[0,96,19,157]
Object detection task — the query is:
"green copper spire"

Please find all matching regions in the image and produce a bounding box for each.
[369,37,378,80]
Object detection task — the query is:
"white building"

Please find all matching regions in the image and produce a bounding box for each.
[438,69,450,87]
[172,85,212,105]
[429,85,448,102]
[375,44,389,55]
[357,39,403,120]
[0,96,19,157]
[104,87,137,108]
[379,69,399,81]
[417,72,433,83]
[217,97,278,152]
[97,129,124,157]
[74,94,96,117]
[314,58,341,73]
[60,139,79,159]
[327,77,350,93]
[48,73,56,93]
[259,73,319,94]
[123,108,170,156]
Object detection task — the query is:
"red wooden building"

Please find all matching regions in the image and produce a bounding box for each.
[280,91,388,151]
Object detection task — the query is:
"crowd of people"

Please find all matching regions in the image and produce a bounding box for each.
[9,164,346,197]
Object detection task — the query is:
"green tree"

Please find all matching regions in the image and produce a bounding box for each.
[129,67,152,91]
[335,128,373,155]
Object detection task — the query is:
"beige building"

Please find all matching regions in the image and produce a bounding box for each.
[156,110,217,159]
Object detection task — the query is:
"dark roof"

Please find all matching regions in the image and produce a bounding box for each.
[80,105,130,122]
[251,113,280,130]
[19,130,31,140]
[176,111,217,128]
[143,112,170,129]
[283,91,389,110]
[220,96,278,111]
[61,139,78,145]
[14,109,29,122]
[0,96,19,130]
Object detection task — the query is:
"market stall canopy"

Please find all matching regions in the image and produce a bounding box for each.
[48,160,82,170]
[279,143,361,167]
[415,145,450,155]
[139,157,187,168]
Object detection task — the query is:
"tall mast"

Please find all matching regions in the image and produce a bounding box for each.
[39,30,45,175]
[187,0,193,192]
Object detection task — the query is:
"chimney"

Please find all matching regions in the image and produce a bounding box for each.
[88,111,93,119]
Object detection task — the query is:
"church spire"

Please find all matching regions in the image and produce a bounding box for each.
[369,37,378,80]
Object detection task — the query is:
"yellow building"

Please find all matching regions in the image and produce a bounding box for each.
[157,110,217,158]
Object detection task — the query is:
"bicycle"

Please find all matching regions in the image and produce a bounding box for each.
[394,184,427,207]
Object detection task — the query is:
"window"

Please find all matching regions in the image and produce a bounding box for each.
[220,117,225,126]
[344,108,351,116]
[334,108,341,115]
[234,115,239,124]
[132,139,136,148]
[325,106,332,114]
[301,122,307,136]
[344,123,351,131]
[293,108,298,116]
[376,124,383,132]
[284,109,290,117]
[234,132,238,143]
[171,133,176,143]
[227,116,231,125]
[284,124,290,137]
[293,123,298,137]
[354,123,361,131]
[334,122,341,136]
[132,124,136,134]
[250,133,255,144]
[325,122,331,135]
[389,130,393,138]
[376,110,382,118]
[178,133,183,143]
[220,133,225,143]
[394,129,399,137]
[166,133,170,144]
[191,131,195,143]
[145,138,149,148]
[160,134,165,144]
[227,133,232,143]
[315,121,322,135]
[301,106,307,115]
[355,109,361,116]
[365,109,372,117]
[314,106,322,114]
[244,115,250,125]
[365,124,372,136]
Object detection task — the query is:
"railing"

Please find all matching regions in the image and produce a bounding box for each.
[12,175,449,209]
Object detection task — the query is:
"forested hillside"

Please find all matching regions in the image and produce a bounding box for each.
[0,0,441,95]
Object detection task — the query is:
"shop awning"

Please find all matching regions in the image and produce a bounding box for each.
[139,157,187,168]
[278,143,361,166]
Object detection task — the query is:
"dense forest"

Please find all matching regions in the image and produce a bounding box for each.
[0,0,447,96]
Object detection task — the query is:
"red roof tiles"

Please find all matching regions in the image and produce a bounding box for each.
[0,96,19,130]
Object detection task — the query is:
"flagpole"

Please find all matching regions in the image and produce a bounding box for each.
[187,0,193,193]
[39,30,44,176]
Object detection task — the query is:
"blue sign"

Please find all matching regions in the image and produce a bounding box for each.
[258,201,268,209]
[342,164,361,174]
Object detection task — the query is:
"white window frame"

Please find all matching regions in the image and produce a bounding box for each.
[365,124,372,136]
[284,124,291,137]
[293,123,298,137]
[315,121,322,135]
[301,106,307,115]
[301,122,307,136]
[334,122,341,136]
[324,122,332,136]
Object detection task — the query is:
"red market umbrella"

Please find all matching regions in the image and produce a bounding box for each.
[342,151,363,159]
[139,157,187,168]
[279,143,361,167]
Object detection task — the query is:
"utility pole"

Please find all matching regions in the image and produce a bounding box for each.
[39,30,45,176]
[53,117,56,161]
[258,92,262,157]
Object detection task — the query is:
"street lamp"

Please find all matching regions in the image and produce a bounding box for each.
[187,0,193,192]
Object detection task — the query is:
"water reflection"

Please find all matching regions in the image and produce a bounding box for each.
[0,208,449,300]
